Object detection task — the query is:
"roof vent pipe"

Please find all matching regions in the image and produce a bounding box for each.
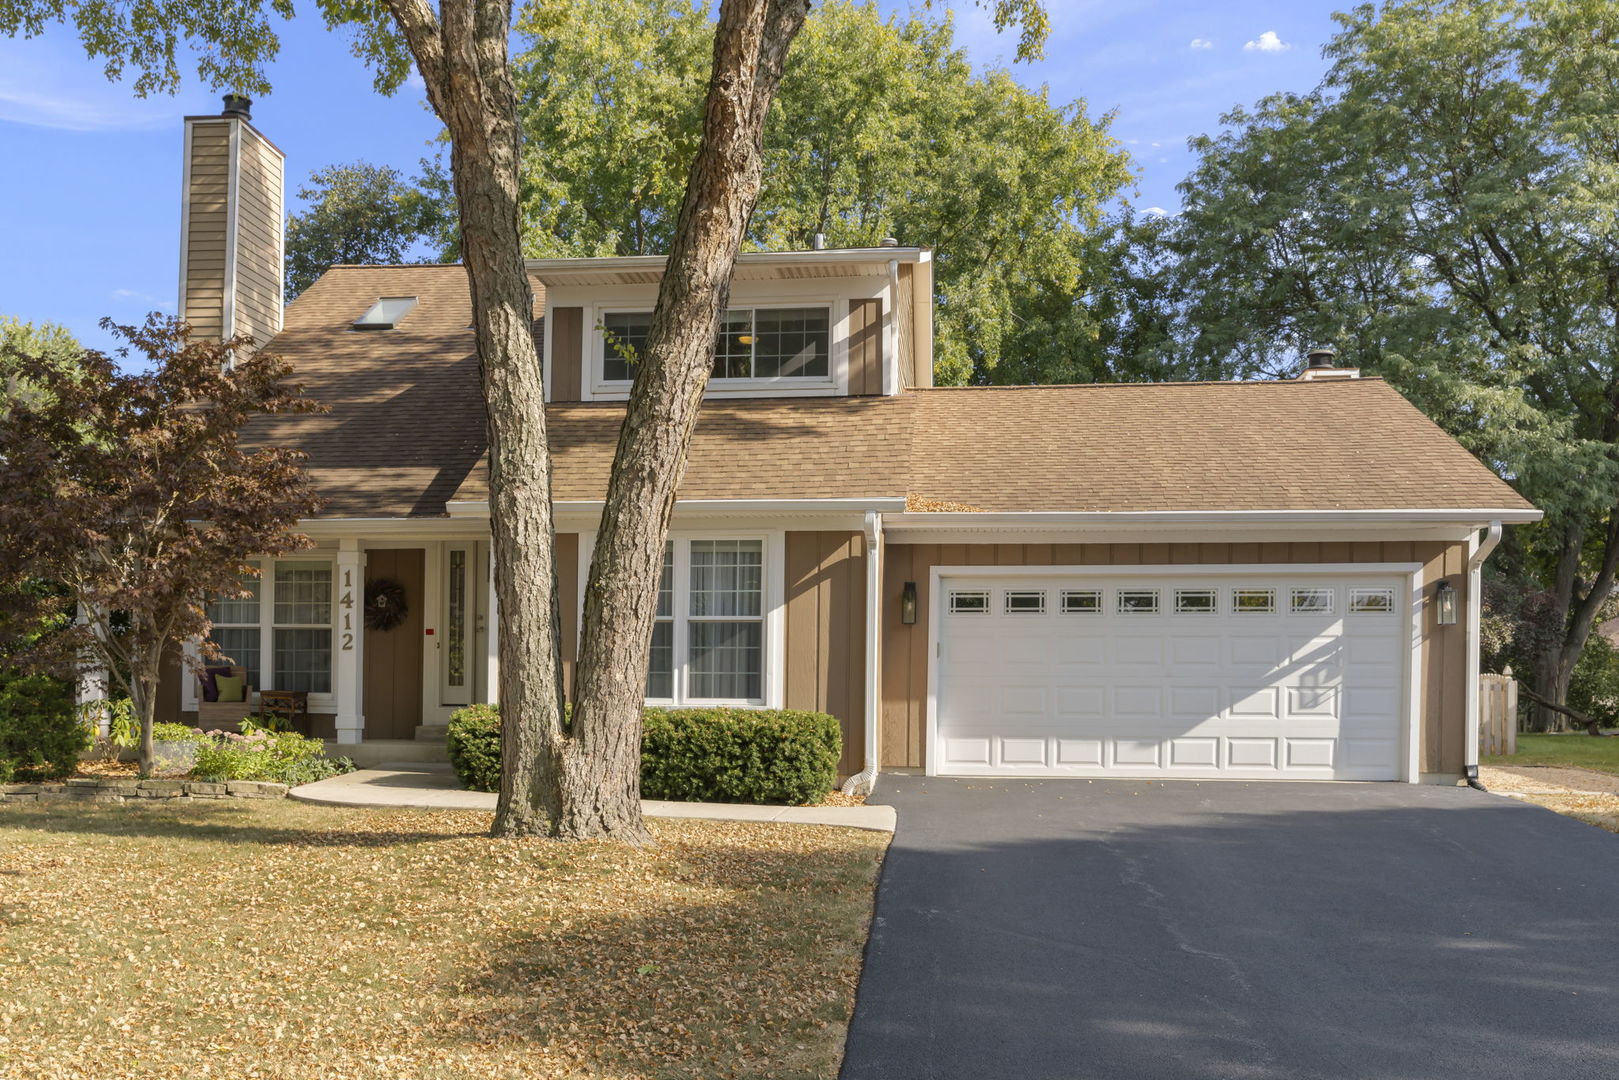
[879,236,899,248]
[221,94,253,120]
[1305,345,1338,369]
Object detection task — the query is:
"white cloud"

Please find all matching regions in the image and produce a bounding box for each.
[1189,38,1213,50]
[0,42,182,132]
[1144,206,1169,218]
[1243,31,1291,53]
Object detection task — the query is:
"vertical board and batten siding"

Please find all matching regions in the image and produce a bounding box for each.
[557,533,580,699]
[550,307,584,402]
[894,261,935,389]
[847,299,883,397]
[784,531,868,778]
[881,540,1471,776]
[181,120,233,343]
[230,126,284,347]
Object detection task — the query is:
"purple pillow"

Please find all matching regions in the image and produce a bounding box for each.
[201,666,232,703]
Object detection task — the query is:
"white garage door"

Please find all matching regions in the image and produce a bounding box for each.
[933,573,1408,781]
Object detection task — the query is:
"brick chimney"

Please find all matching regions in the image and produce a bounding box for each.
[177,95,285,349]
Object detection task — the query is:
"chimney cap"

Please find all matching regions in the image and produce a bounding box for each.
[1305,345,1338,369]
[221,94,253,120]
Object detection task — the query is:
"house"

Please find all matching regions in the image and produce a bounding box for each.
[151,98,1541,788]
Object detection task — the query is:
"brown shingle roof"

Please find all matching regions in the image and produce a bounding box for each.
[255,267,1530,518]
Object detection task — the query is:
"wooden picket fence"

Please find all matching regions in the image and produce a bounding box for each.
[1479,672,1519,756]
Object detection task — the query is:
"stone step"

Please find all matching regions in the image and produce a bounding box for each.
[414,724,450,742]
[329,739,450,767]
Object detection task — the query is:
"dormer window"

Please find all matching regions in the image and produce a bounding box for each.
[353,296,418,331]
[601,306,830,383]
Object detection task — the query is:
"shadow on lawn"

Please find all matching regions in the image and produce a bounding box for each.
[0,800,487,848]
[441,834,883,1077]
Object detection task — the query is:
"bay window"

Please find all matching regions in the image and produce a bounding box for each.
[204,559,334,697]
[643,538,766,704]
[602,307,830,383]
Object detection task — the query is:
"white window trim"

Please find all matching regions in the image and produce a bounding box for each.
[183,557,340,713]
[579,529,785,709]
[591,303,838,397]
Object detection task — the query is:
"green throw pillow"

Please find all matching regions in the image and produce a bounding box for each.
[214,675,245,703]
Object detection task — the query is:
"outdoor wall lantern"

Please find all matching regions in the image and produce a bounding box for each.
[1434,579,1458,626]
[901,581,918,625]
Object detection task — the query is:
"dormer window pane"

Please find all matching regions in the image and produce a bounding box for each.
[753,307,829,378]
[353,296,417,330]
[602,311,651,381]
[600,306,830,383]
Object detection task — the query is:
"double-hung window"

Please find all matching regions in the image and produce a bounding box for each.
[602,307,830,384]
[206,575,262,689]
[642,538,766,704]
[204,560,334,698]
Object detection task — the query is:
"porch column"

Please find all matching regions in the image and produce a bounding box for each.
[334,540,366,743]
[483,546,500,704]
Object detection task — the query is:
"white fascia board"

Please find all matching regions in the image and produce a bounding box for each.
[527,248,928,281]
[882,508,1542,529]
[295,517,492,540]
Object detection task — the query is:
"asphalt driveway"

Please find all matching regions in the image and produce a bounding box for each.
[842,776,1619,1080]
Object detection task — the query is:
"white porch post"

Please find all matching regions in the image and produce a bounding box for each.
[334,540,366,743]
[483,546,500,704]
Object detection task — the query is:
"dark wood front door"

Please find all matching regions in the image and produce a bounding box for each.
[363,549,425,740]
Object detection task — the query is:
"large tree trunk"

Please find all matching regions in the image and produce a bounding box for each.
[1530,513,1619,732]
[385,0,567,836]
[562,0,811,842]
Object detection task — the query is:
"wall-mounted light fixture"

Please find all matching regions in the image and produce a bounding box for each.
[1434,579,1457,626]
[901,581,918,625]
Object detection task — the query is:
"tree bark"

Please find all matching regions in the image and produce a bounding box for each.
[385,0,567,836]
[562,0,811,842]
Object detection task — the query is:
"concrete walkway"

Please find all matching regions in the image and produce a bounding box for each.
[290,764,896,831]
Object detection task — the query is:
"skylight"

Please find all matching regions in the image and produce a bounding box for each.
[353,296,418,330]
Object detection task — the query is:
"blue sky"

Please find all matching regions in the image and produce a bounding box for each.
[0,2,1345,352]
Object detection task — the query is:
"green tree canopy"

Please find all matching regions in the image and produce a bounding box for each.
[503,0,1131,384]
[1095,0,1619,722]
[284,162,439,299]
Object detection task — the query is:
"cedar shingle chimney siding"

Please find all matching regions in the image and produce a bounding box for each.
[178,111,284,349]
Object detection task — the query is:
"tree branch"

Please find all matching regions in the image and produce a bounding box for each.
[383,0,448,109]
[1518,683,1611,736]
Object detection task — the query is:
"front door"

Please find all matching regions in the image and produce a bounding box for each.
[362,548,426,739]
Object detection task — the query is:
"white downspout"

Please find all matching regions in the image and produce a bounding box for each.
[1465,521,1503,781]
[843,510,883,795]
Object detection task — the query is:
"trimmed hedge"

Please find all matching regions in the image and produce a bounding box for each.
[445,704,841,805]
[445,703,502,793]
[0,672,86,782]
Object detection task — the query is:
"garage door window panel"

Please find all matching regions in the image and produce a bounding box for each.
[1233,589,1276,614]
[1118,590,1160,614]
[949,591,989,614]
[1005,591,1047,614]
[1349,588,1395,613]
[1175,589,1218,614]
[1061,590,1102,613]
[1291,588,1335,614]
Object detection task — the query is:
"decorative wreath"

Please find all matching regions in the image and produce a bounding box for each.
[364,577,409,632]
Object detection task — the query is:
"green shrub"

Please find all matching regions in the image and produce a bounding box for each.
[446,704,841,805]
[446,703,502,792]
[0,672,86,782]
[641,709,840,805]
[191,727,353,786]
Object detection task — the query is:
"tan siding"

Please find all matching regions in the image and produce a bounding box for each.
[232,128,285,349]
[182,120,233,339]
[550,307,584,402]
[784,531,867,778]
[881,540,1474,777]
[848,298,882,396]
[895,263,916,389]
[557,533,580,700]
[181,117,284,350]
[910,257,934,388]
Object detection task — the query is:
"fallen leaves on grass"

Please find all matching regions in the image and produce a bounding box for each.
[0,800,887,1080]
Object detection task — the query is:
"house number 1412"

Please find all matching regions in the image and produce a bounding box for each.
[340,568,355,651]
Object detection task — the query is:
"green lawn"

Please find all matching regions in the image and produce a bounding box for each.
[1484,733,1619,776]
